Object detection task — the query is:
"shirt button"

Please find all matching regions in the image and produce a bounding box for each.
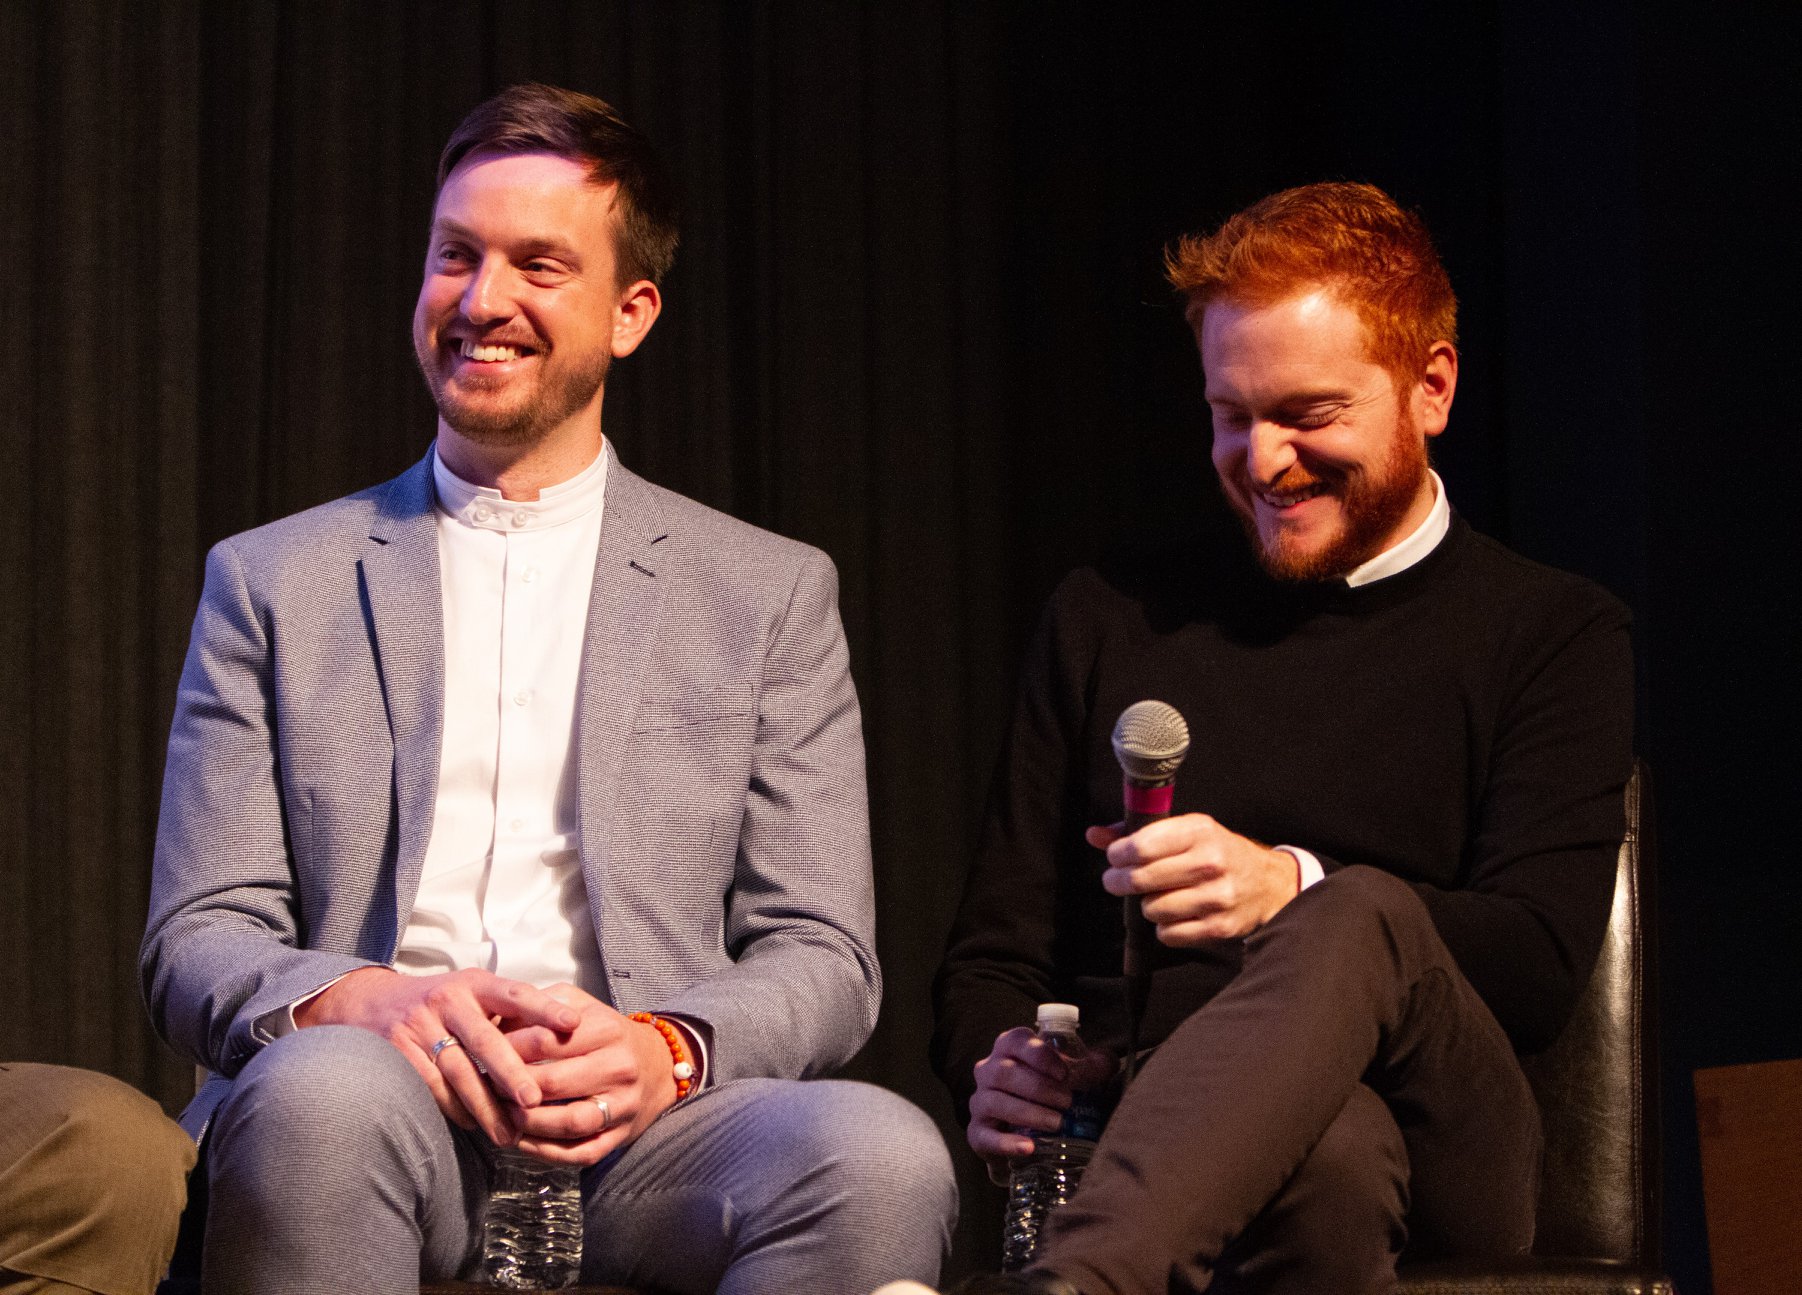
[512,511,529,527]
[522,567,539,584]
[473,505,493,523]
[510,818,525,833]
[513,690,532,707]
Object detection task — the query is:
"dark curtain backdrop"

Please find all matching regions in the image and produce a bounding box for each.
[2,4,1795,1291]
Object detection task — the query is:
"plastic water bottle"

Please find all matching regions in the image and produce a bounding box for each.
[1000,1003,1105,1271]
[482,1149,583,1288]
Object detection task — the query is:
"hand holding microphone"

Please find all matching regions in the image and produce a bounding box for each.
[1092,816,1303,943]
[1096,700,1301,1076]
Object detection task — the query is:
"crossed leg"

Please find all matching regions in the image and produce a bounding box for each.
[1037,866,1541,1295]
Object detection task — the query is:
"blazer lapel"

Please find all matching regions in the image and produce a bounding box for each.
[358,454,445,943]
[577,443,672,952]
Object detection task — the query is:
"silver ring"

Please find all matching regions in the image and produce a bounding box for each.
[593,1097,611,1128]
[429,1036,462,1063]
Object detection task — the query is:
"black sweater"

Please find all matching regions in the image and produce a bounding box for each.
[932,515,1633,1119]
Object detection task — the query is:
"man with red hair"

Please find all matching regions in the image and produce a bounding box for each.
[933,183,1633,1293]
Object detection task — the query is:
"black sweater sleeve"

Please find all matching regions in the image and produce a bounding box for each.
[931,575,1097,1120]
[1406,573,1635,1051]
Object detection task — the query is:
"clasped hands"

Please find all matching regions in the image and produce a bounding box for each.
[967,812,1299,1175]
[297,968,678,1166]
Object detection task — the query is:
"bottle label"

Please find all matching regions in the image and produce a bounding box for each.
[1038,1022,1108,1143]
[1060,1092,1105,1142]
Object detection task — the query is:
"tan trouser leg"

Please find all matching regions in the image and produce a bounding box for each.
[0,1064,196,1295]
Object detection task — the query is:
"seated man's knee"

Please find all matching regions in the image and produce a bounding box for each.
[779,1081,957,1226]
[0,1064,195,1293]
[41,1065,195,1191]
[1320,865,1429,923]
[1268,865,1437,956]
[211,1025,428,1164]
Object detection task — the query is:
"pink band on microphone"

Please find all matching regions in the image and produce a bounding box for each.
[1123,783,1174,816]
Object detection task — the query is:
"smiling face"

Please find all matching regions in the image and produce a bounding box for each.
[412,149,658,464]
[1198,289,1454,582]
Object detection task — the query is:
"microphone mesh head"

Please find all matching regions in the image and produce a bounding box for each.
[1112,700,1190,781]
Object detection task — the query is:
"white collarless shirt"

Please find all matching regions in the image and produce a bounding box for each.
[394,446,610,990]
[1343,469,1450,588]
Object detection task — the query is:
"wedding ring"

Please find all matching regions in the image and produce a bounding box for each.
[593,1097,612,1128]
[429,1036,462,1063]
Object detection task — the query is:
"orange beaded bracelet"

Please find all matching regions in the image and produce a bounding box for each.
[630,1012,696,1100]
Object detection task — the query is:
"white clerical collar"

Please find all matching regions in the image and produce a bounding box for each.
[432,442,609,533]
[1343,470,1450,588]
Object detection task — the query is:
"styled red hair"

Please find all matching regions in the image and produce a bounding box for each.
[1165,182,1457,380]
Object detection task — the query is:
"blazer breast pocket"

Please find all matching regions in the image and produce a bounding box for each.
[629,682,756,734]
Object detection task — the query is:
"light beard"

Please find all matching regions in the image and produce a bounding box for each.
[1231,420,1431,584]
[415,341,611,447]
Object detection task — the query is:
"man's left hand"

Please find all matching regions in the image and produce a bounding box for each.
[1091,813,1300,943]
[498,984,680,1166]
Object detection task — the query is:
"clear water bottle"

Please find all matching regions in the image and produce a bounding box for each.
[482,1148,583,1289]
[1000,1003,1105,1272]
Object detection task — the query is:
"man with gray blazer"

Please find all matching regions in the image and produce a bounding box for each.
[142,84,954,1295]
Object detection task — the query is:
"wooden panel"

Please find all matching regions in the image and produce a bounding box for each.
[1694,1057,1802,1295]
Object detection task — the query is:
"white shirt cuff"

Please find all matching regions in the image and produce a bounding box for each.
[1274,845,1326,891]
[252,971,365,1044]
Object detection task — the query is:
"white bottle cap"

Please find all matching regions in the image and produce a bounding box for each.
[1036,1003,1080,1030]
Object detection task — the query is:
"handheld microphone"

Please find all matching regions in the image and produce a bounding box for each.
[1110,700,1190,1081]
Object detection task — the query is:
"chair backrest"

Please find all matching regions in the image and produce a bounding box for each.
[1517,760,1660,1264]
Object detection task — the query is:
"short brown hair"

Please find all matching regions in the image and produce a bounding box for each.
[438,83,680,286]
[1165,182,1456,380]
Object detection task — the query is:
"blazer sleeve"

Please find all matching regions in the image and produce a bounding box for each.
[139,540,382,1077]
[655,547,881,1081]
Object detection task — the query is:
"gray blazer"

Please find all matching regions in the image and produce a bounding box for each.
[141,444,879,1137]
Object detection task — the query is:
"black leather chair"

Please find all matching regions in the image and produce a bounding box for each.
[1396,761,1675,1295]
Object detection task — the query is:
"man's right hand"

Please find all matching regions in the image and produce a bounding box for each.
[295,966,580,1145]
[967,1026,1113,1182]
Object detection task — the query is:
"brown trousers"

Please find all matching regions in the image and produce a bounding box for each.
[1039,867,1542,1295]
[0,1064,195,1295]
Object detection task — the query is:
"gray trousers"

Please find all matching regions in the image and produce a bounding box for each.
[202,1027,956,1295]
[1039,866,1542,1295]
